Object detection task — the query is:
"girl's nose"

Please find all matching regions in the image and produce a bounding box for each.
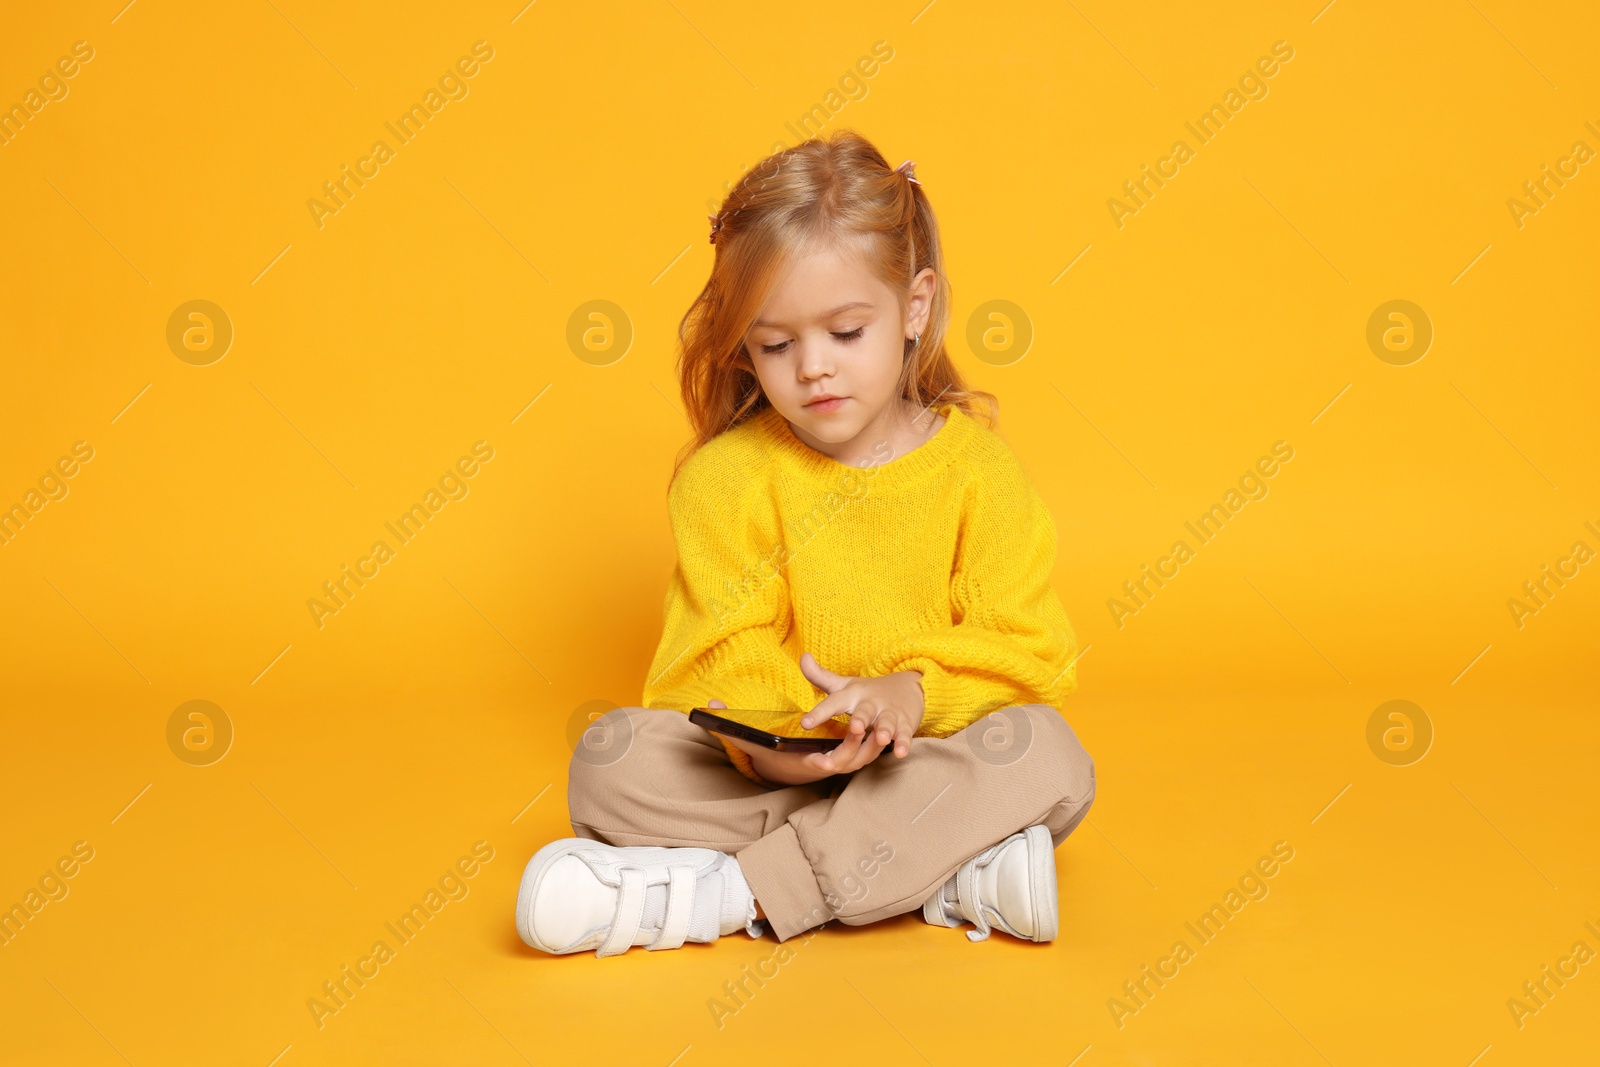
[797,336,835,380]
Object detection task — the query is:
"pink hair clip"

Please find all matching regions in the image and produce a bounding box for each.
[895,159,921,185]
[708,212,725,244]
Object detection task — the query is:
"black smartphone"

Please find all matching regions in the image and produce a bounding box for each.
[689,709,845,753]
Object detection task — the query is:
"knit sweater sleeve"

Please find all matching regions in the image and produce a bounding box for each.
[865,450,1080,737]
[639,446,815,787]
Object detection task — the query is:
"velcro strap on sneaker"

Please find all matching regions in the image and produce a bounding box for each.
[648,864,698,951]
[956,862,991,942]
[598,867,647,957]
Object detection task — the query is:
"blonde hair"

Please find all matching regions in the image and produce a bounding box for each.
[670,128,997,486]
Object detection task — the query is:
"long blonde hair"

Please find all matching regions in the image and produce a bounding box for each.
[670,128,997,486]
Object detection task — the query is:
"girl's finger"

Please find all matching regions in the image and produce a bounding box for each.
[849,707,877,740]
[873,711,894,748]
[798,651,852,695]
[805,747,833,773]
[816,729,862,774]
[844,713,896,764]
[830,741,864,774]
[851,699,887,739]
[802,692,851,730]
[893,720,914,758]
[853,704,889,747]
[851,732,888,771]
[844,728,880,770]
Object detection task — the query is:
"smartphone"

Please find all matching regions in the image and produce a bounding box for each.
[689,709,845,753]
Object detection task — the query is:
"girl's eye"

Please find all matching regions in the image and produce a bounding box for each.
[759,327,864,355]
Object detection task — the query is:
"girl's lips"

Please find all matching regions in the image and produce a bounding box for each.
[806,396,847,412]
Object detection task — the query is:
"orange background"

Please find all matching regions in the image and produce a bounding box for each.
[2,1,1596,1064]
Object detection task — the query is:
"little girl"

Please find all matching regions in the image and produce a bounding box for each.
[515,129,1095,957]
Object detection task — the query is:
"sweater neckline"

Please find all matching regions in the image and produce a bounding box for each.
[749,400,971,492]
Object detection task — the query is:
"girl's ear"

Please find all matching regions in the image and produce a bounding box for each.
[906,267,937,335]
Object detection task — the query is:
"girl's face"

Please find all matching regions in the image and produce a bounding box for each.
[745,239,935,461]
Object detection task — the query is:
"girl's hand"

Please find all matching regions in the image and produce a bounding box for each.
[797,651,925,764]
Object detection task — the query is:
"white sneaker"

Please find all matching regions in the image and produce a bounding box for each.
[922,824,1059,943]
[515,838,766,957]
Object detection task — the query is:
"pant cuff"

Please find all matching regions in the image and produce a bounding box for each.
[736,822,831,942]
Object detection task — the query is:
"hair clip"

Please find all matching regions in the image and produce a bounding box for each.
[895,159,921,185]
[708,212,724,245]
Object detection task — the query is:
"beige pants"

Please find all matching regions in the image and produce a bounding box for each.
[566,704,1096,942]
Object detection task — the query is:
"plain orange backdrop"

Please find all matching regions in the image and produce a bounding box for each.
[2,1,1596,1064]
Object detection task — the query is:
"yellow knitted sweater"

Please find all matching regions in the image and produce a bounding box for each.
[640,400,1080,785]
